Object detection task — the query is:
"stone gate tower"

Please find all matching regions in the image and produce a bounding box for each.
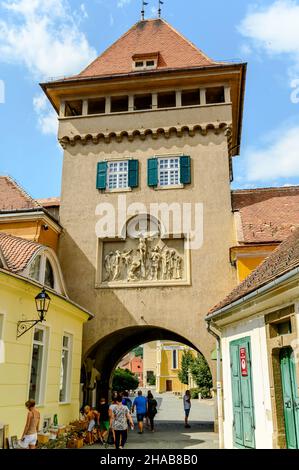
[42,18,246,395]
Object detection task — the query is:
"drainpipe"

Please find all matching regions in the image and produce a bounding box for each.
[206,321,224,449]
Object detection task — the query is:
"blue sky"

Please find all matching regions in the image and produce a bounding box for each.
[1,0,299,198]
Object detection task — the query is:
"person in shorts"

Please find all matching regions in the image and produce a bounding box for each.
[132,390,148,434]
[84,405,96,444]
[183,390,191,428]
[99,397,110,442]
[19,399,40,449]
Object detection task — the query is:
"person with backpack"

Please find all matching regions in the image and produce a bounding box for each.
[111,394,134,449]
[147,391,158,432]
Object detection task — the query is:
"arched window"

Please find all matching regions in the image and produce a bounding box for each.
[27,251,64,294]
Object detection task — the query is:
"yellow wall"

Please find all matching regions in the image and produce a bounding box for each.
[0,270,89,437]
[235,246,278,282]
[0,221,59,252]
[157,344,196,394]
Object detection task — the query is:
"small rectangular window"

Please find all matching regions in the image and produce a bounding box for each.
[29,326,48,405]
[111,95,129,113]
[65,100,83,117]
[60,334,72,403]
[182,89,200,107]
[107,160,129,190]
[134,94,152,111]
[158,91,176,109]
[158,157,180,187]
[88,98,106,115]
[206,86,225,104]
[172,350,178,369]
[135,61,144,68]
[146,60,155,67]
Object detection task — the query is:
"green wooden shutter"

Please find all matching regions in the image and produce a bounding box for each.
[128,159,139,188]
[230,342,244,448]
[280,348,299,449]
[180,156,191,185]
[96,162,107,190]
[148,158,158,187]
[230,337,256,449]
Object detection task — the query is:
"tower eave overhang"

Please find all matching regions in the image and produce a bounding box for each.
[41,62,247,157]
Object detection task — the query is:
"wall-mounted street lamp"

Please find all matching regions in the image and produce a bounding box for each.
[17,288,51,339]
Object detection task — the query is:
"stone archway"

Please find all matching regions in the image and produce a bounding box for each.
[82,325,209,404]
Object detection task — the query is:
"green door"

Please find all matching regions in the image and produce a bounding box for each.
[230,337,256,448]
[280,348,299,449]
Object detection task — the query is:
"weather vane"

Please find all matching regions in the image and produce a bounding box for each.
[158,0,164,18]
[141,0,148,20]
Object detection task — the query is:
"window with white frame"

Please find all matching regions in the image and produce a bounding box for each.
[158,157,180,187]
[172,349,178,370]
[28,253,58,292]
[59,334,72,403]
[107,160,129,190]
[29,327,48,405]
[0,314,4,364]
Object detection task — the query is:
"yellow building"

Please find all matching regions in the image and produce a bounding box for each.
[144,341,196,394]
[0,232,92,438]
[0,176,61,253]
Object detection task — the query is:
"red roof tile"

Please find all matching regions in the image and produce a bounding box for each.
[0,232,41,273]
[77,19,217,79]
[37,198,60,208]
[0,176,40,212]
[232,186,299,244]
[208,227,299,316]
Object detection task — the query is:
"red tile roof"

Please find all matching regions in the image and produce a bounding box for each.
[37,198,60,208]
[77,19,217,79]
[232,186,299,244]
[0,232,41,273]
[208,226,299,317]
[0,176,40,212]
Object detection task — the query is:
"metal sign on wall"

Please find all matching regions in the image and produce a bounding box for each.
[240,347,248,377]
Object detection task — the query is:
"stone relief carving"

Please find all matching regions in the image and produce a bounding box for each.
[103,237,184,283]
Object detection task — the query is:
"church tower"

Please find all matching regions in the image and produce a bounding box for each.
[42,18,246,395]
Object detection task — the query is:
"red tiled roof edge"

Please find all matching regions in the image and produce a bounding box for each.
[207,227,299,318]
[0,175,41,212]
[0,232,42,273]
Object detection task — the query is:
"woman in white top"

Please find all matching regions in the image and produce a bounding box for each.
[111,395,134,449]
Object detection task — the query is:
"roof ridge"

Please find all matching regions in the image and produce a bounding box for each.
[2,175,41,209]
[78,19,143,77]
[232,185,299,194]
[159,18,216,64]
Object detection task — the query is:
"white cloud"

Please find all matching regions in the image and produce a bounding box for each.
[240,125,299,182]
[33,93,58,135]
[238,0,299,77]
[117,0,132,8]
[0,0,97,79]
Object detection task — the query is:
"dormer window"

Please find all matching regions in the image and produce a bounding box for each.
[132,53,158,71]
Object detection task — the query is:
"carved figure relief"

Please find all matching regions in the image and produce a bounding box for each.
[103,237,184,284]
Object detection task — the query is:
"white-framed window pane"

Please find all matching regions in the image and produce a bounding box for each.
[45,259,55,289]
[158,157,180,186]
[107,160,129,190]
[29,255,41,282]
[0,314,4,364]
[60,334,72,403]
[29,327,46,404]
[172,350,178,369]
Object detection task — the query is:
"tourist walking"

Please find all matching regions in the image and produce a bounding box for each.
[147,391,158,432]
[110,395,134,449]
[98,398,110,442]
[183,390,191,428]
[19,399,40,449]
[132,390,148,434]
[122,390,132,411]
[84,405,96,444]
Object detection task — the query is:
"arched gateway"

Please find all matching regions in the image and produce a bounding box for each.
[42,19,246,399]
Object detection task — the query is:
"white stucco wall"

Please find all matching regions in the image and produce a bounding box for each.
[221,315,273,449]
